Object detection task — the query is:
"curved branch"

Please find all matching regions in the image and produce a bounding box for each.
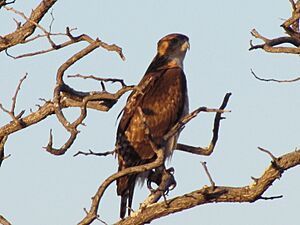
[77,146,165,225]
[44,39,126,154]
[249,2,300,54]
[176,93,231,156]
[114,149,300,225]
[251,69,300,83]
[249,29,300,53]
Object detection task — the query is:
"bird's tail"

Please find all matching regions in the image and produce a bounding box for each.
[117,175,136,219]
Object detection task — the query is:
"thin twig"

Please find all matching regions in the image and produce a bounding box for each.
[251,69,300,83]
[260,195,283,200]
[258,147,277,162]
[201,161,215,189]
[73,149,115,157]
[68,74,127,87]
[0,73,27,122]
[11,73,27,115]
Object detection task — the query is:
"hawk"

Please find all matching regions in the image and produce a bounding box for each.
[116,33,190,218]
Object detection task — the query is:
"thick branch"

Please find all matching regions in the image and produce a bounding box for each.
[0,0,57,51]
[249,1,300,54]
[0,85,133,147]
[44,39,125,154]
[0,215,11,225]
[115,149,300,225]
[249,29,300,54]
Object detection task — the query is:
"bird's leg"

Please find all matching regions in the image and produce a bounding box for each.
[147,165,177,196]
[147,165,164,191]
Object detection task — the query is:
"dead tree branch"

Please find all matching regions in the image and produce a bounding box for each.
[114,149,300,225]
[249,1,300,54]
[0,73,27,123]
[250,1,300,82]
[0,0,57,51]
[0,36,131,156]
[251,69,300,83]
[176,92,232,156]
[0,136,9,166]
[0,215,11,225]
[73,149,115,157]
[201,161,216,189]
[0,2,130,156]
[0,0,15,9]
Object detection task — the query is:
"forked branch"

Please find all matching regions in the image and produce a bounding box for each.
[176,92,232,155]
[250,1,300,82]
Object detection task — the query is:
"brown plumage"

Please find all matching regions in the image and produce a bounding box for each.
[115,33,190,218]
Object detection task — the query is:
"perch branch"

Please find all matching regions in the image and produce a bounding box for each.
[77,145,165,225]
[114,149,300,225]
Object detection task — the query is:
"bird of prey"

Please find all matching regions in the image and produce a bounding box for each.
[115,33,190,218]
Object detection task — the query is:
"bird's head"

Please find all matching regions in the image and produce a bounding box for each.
[157,33,190,68]
[145,33,190,73]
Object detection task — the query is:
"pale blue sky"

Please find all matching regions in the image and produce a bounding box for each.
[0,1,299,225]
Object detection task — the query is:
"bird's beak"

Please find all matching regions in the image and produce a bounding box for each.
[181,40,190,51]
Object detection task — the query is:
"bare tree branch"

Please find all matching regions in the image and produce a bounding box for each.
[0,0,57,51]
[176,92,232,156]
[0,0,15,9]
[68,74,127,87]
[249,1,300,82]
[201,161,215,189]
[0,136,9,167]
[251,69,300,83]
[0,215,11,225]
[73,149,115,157]
[249,29,300,53]
[114,149,300,225]
[249,1,300,54]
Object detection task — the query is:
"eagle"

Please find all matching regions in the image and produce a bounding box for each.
[115,33,190,218]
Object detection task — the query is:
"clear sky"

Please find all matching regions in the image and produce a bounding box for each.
[0,1,299,225]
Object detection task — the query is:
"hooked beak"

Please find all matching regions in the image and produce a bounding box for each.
[181,40,190,51]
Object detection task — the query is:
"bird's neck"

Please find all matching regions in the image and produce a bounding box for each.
[145,54,184,73]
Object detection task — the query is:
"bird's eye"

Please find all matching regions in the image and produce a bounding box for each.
[171,38,179,44]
